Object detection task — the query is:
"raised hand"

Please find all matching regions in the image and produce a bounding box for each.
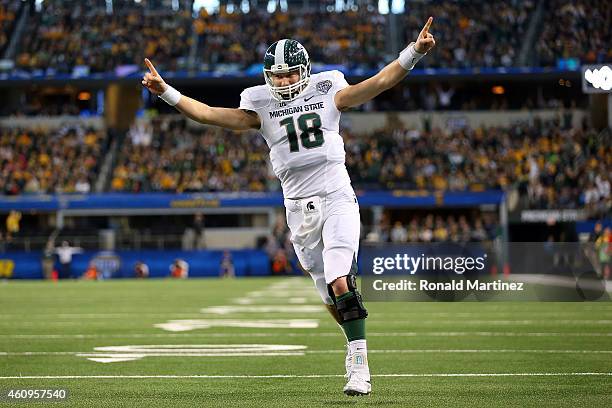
[142,58,168,95]
[414,17,436,54]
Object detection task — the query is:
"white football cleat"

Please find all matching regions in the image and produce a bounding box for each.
[343,351,371,396]
[343,371,372,396]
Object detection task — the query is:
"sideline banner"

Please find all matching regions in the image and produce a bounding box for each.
[0,191,504,212]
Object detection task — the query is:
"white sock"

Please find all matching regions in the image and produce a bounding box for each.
[349,339,367,355]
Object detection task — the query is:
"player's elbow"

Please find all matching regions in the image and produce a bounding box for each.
[334,93,352,111]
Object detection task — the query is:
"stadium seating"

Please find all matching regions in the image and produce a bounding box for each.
[0,124,106,194]
[345,119,610,211]
[106,116,610,212]
[400,0,534,68]
[194,7,387,70]
[15,0,192,73]
[6,0,609,73]
[367,213,498,243]
[536,0,611,67]
[3,114,607,214]
[109,118,275,192]
[0,0,20,56]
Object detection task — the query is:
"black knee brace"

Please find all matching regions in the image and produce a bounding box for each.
[328,273,368,323]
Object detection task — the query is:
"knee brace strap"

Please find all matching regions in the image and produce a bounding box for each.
[336,291,368,322]
[329,274,368,322]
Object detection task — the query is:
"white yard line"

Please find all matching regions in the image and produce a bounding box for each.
[1,349,612,356]
[367,320,612,325]
[0,313,204,319]
[2,311,609,319]
[307,349,612,354]
[0,372,611,380]
[1,331,612,339]
[3,319,612,327]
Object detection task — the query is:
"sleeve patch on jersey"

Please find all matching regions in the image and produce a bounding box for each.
[316,80,333,95]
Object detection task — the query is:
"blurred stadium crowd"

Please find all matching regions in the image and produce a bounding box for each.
[1,115,609,216]
[0,124,106,195]
[344,117,610,214]
[16,0,193,73]
[368,213,499,243]
[110,119,273,192]
[0,0,19,56]
[264,208,499,267]
[399,0,533,69]
[536,0,610,67]
[3,0,610,74]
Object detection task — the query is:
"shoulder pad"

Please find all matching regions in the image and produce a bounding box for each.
[240,85,273,110]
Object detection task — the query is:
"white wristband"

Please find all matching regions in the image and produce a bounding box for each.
[159,85,182,106]
[398,42,426,70]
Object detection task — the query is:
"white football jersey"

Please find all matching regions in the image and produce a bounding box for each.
[239,70,352,199]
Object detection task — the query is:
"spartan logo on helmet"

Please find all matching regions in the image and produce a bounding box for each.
[263,39,311,101]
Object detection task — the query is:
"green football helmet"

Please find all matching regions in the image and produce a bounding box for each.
[263,39,311,101]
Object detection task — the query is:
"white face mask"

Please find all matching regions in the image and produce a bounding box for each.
[264,64,311,101]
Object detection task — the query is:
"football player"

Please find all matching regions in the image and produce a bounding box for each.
[142,17,435,396]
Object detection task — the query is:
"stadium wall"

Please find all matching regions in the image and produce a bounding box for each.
[0,110,586,133]
[0,116,105,129]
[340,110,587,133]
[0,249,271,279]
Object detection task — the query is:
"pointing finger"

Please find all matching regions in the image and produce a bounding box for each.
[144,58,159,76]
[420,16,433,39]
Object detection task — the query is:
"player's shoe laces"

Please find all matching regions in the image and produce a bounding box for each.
[343,351,371,396]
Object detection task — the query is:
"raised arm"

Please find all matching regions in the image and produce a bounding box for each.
[334,17,436,111]
[142,59,260,131]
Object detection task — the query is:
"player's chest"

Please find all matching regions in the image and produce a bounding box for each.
[261,93,337,140]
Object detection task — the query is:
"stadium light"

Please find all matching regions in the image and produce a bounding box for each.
[241,0,250,13]
[391,0,405,14]
[378,0,389,14]
[193,0,220,14]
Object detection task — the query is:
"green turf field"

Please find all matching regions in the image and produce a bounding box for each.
[0,278,611,407]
